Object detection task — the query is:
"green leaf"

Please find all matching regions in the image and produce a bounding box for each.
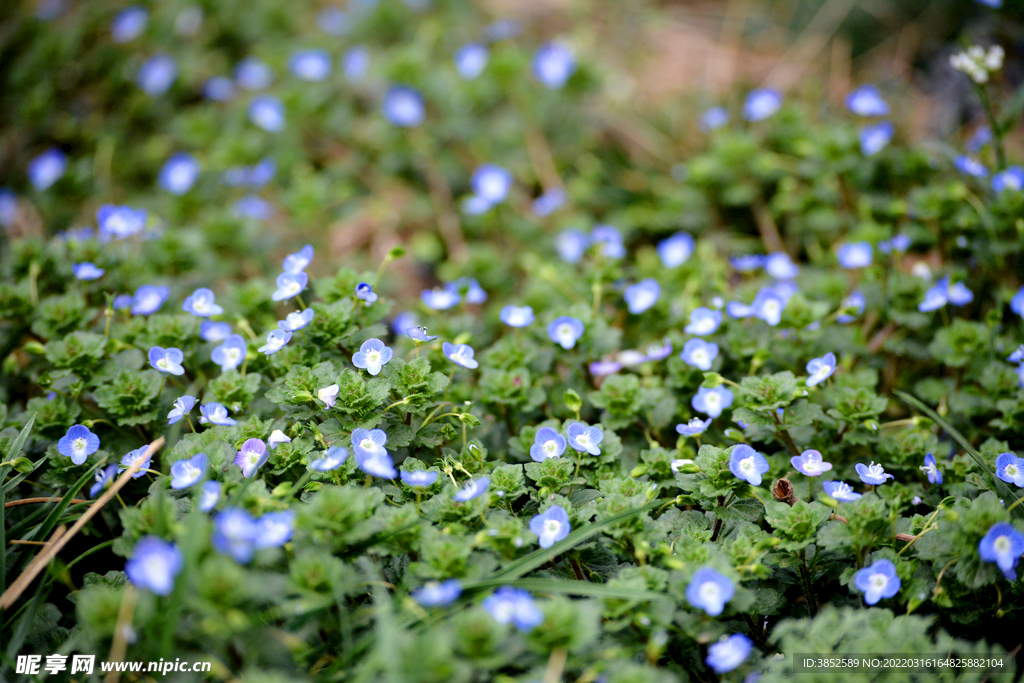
[463,578,668,602]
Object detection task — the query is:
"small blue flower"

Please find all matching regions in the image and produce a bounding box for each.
[992,166,1024,194]
[183,288,224,317]
[624,279,660,314]
[530,427,567,462]
[750,288,785,326]
[837,242,873,268]
[234,438,269,479]
[730,254,765,272]
[203,76,235,101]
[28,148,66,191]
[837,291,865,324]
[643,339,673,362]
[353,338,394,375]
[73,262,104,281]
[855,461,894,486]
[967,126,992,152]
[111,6,148,43]
[211,508,259,564]
[806,352,836,387]
[692,386,733,418]
[235,57,273,90]
[700,106,730,131]
[979,522,1024,580]
[921,453,942,485]
[455,43,489,79]
[170,453,207,489]
[357,448,398,479]
[407,326,438,343]
[680,339,718,371]
[210,335,246,372]
[89,464,118,498]
[317,7,349,35]
[566,421,603,455]
[149,346,185,375]
[590,359,622,376]
[500,305,535,328]
[113,294,133,310]
[125,536,183,596]
[454,477,489,502]
[995,452,1024,487]
[421,286,461,310]
[200,481,220,512]
[591,224,626,259]
[657,232,695,267]
[272,272,308,301]
[530,505,571,548]
[729,445,769,486]
[483,587,544,631]
[137,54,177,95]
[854,559,900,605]
[199,403,237,426]
[743,88,782,121]
[686,567,735,616]
[310,446,348,471]
[200,321,232,342]
[685,307,721,336]
[948,280,974,306]
[791,449,832,477]
[255,510,295,549]
[158,153,200,195]
[343,46,369,82]
[764,252,799,279]
[268,430,291,449]
[554,229,590,263]
[351,428,388,460]
[400,470,439,487]
[548,317,585,350]
[676,417,711,437]
[1008,345,1024,363]
[249,96,285,133]
[258,329,292,355]
[413,579,462,607]
[860,121,894,156]
[0,188,16,227]
[955,155,988,177]
[131,285,169,315]
[318,384,339,408]
[822,480,862,502]
[442,342,479,369]
[289,49,331,81]
[532,187,567,216]
[450,277,487,305]
[282,244,314,274]
[279,308,315,332]
[355,282,378,304]
[383,86,425,127]
[470,164,513,207]
[706,634,753,674]
[119,446,152,479]
[167,395,195,425]
[97,204,147,239]
[532,42,575,89]
[845,84,889,117]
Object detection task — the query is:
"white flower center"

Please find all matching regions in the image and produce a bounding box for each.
[247,453,260,465]
[73,438,86,454]
[543,441,558,455]
[693,350,708,365]
[995,536,1011,553]
[699,582,721,603]
[158,358,171,369]
[193,299,210,313]
[575,434,591,448]
[285,282,300,295]
[870,574,888,590]
[1007,464,1019,476]
[226,349,240,363]
[739,457,755,474]
[182,464,199,480]
[805,461,820,474]
[360,438,374,451]
[706,394,721,409]
[559,325,572,339]
[367,351,380,363]
[544,519,562,536]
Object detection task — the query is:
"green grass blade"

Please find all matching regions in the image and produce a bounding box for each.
[894,389,1022,516]
[0,415,33,599]
[32,459,105,550]
[464,577,668,601]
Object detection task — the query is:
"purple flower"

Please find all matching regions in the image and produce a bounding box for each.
[532,42,575,89]
[279,308,315,332]
[806,352,836,387]
[920,453,942,485]
[845,84,889,117]
[199,403,236,426]
[97,204,147,239]
[686,567,734,616]
[211,334,247,372]
[170,453,207,489]
[530,427,567,462]
[743,88,782,121]
[548,316,584,349]
[383,86,425,127]
[258,329,292,355]
[125,536,182,596]
[822,480,862,502]
[860,121,894,156]
[566,421,603,455]
[131,285,169,316]
[676,417,711,437]
[283,245,314,274]
[692,386,733,418]
[149,346,185,375]
[454,477,489,502]
[28,148,66,191]
[855,461,893,486]
[182,288,223,317]
[979,522,1024,580]
[853,559,900,605]
[706,634,752,674]
[483,587,544,630]
[268,430,291,449]
[624,279,660,314]
[837,242,873,269]
[590,359,622,376]
[439,342,476,370]
[317,7,348,35]
[234,438,269,479]
[657,232,695,267]
[729,445,769,485]
[995,452,1024,487]
[158,153,200,195]
[413,579,462,607]
[167,396,195,425]
[353,338,394,375]
[791,449,832,477]
[455,43,489,79]
[680,339,718,371]
[272,272,308,301]
[529,505,571,548]
[685,308,721,336]
[290,49,331,81]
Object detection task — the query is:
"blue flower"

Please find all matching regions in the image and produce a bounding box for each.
[455,43,489,79]
[73,262,104,281]
[283,244,314,274]
[765,251,799,279]
[203,76,235,101]
[624,279,660,314]
[125,536,183,596]
[200,321,232,342]
[400,470,439,487]
[860,121,894,156]
[167,395,195,425]
[791,449,832,477]
[531,187,566,216]
[343,46,369,82]
[234,438,269,479]
[119,447,152,479]
[310,446,348,471]
[289,49,331,81]
[995,452,1024,487]
[351,428,388,460]
[317,7,349,35]
[97,204,147,239]
[530,505,571,548]
[500,305,535,328]
[1008,345,1024,363]
[685,307,721,336]
[919,453,943,485]
[657,232,695,267]
[212,508,259,564]
[249,96,285,133]
[837,291,865,323]
[28,148,66,191]
[182,288,224,317]
[355,282,378,304]
[845,84,889,117]
[532,42,575,89]
[320,382,340,406]
[113,294,133,310]
[170,453,207,489]
[706,634,752,674]
[383,86,425,127]
[822,480,862,502]
[413,579,462,607]
[392,311,418,335]
[955,155,988,177]
[483,18,522,40]
[530,427,567,462]
[643,339,673,362]
[89,465,117,498]
[111,6,148,43]
[676,417,711,437]
[743,88,782,121]
[0,188,16,227]
[255,511,295,549]
[232,194,272,220]
[211,334,246,372]
[158,153,200,195]
[442,342,479,370]
[729,445,769,486]
[272,271,309,302]
[566,421,603,455]
[469,164,513,208]
[483,587,544,631]
[268,430,291,449]
[258,329,292,355]
[199,403,237,426]
[235,57,273,90]
[591,224,626,259]
[837,242,873,268]
[749,288,786,326]
[806,352,836,387]
[137,54,177,95]
[279,308,315,332]
[855,461,894,485]
[700,106,730,131]
[692,386,733,418]
[730,254,765,272]
[686,567,735,616]
[590,359,622,376]
[854,559,900,605]
[200,481,220,512]
[979,522,1024,580]
[149,346,185,375]
[680,339,718,371]
[992,166,1024,194]
[353,338,394,375]
[454,477,489,502]
[421,286,461,310]
[968,126,993,151]
[554,229,590,263]
[131,285,169,315]
[547,316,584,350]
[407,326,438,343]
